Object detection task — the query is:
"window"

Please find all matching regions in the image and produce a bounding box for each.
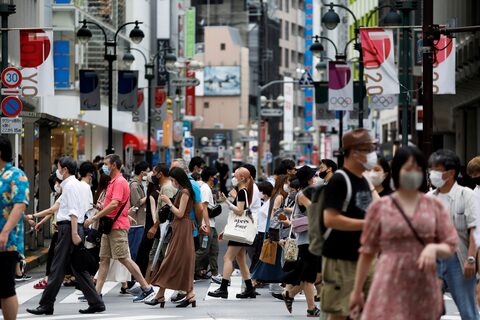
[204,102,209,109]
[292,0,296,9]
[278,0,282,10]
[285,21,289,40]
[220,43,226,50]
[280,49,283,66]
[286,0,289,12]
[284,49,289,68]
[291,23,296,36]
[291,50,296,64]
[279,19,283,38]
[298,52,305,63]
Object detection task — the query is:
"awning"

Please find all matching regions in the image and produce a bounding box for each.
[123,133,157,151]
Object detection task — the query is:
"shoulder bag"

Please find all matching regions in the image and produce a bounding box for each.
[281,224,299,271]
[223,189,258,245]
[259,208,277,265]
[98,198,129,235]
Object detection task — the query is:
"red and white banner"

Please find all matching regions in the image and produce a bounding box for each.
[360,28,399,96]
[328,61,353,111]
[185,68,195,116]
[19,29,54,96]
[433,35,456,94]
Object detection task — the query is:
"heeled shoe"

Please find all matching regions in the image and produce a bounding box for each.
[144,297,165,308]
[282,291,294,314]
[176,296,196,308]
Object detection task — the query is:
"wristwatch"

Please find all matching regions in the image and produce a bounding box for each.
[467,256,476,264]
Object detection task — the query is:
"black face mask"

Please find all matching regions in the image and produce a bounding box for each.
[318,170,328,179]
[472,176,480,186]
[152,175,160,185]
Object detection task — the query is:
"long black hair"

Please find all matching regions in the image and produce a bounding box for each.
[377,155,393,194]
[168,167,195,205]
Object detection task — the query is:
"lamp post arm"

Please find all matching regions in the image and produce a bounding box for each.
[365,5,397,27]
[128,47,148,64]
[79,19,108,43]
[259,80,297,92]
[327,3,358,29]
[342,38,357,57]
[316,36,339,56]
[114,21,143,42]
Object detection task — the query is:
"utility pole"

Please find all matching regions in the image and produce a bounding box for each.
[422,0,433,157]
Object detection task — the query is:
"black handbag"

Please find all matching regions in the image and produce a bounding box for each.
[208,204,222,218]
[158,204,171,224]
[71,244,98,276]
[85,228,102,244]
[98,199,129,235]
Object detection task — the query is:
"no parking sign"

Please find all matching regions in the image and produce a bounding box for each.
[1,96,22,117]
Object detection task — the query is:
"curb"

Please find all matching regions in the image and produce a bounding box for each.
[25,247,49,272]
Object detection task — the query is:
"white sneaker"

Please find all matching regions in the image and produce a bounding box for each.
[231,269,241,276]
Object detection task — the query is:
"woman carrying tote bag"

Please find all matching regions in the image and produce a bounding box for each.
[208,167,258,299]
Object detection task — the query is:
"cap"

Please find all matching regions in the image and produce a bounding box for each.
[342,128,376,150]
[296,166,316,184]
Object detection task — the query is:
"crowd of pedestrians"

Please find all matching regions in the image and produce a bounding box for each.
[2,127,480,320]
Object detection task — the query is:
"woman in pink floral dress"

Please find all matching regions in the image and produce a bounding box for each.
[349,147,458,320]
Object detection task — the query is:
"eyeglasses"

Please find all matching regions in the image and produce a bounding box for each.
[355,148,374,153]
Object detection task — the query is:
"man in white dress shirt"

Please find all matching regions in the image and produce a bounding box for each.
[27,157,104,316]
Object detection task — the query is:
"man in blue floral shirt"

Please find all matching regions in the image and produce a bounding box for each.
[0,136,29,320]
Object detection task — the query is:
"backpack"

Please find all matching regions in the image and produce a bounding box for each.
[308,169,352,256]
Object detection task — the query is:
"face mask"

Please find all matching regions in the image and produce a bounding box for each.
[283,184,290,193]
[54,184,61,194]
[56,169,64,181]
[429,170,446,188]
[142,175,148,181]
[472,176,480,186]
[213,178,219,185]
[399,171,424,191]
[367,171,385,187]
[231,177,238,187]
[318,170,328,179]
[102,164,111,176]
[362,151,378,170]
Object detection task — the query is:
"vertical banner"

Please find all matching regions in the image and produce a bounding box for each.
[433,35,456,94]
[304,0,314,131]
[132,88,146,122]
[19,29,54,96]
[177,14,185,58]
[185,68,195,116]
[163,110,173,147]
[118,70,138,111]
[185,8,196,59]
[328,62,354,111]
[152,87,167,128]
[157,0,171,38]
[369,94,398,110]
[157,40,170,86]
[360,28,399,96]
[283,76,294,151]
[79,70,100,111]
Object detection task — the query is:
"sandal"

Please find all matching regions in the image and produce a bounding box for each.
[282,291,294,314]
[307,306,321,317]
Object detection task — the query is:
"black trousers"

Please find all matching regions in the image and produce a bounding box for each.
[39,223,103,308]
[135,229,155,277]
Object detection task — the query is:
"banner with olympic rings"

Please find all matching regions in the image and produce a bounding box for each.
[433,35,456,94]
[360,28,399,96]
[328,61,354,111]
[369,94,398,110]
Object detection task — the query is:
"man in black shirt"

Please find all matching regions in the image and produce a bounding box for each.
[321,128,377,320]
[215,157,229,195]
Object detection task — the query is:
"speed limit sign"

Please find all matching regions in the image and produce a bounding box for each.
[1,67,22,88]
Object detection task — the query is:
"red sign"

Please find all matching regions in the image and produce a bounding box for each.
[20,29,51,68]
[155,87,167,108]
[185,69,195,116]
[1,67,22,88]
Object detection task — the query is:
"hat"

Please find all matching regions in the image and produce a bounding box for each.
[296,166,316,184]
[342,128,376,150]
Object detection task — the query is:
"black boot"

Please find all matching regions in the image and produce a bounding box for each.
[208,278,229,299]
[236,279,256,299]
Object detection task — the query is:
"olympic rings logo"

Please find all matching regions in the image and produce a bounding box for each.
[329,97,352,107]
[371,95,394,107]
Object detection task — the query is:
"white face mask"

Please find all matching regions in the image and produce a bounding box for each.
[231,177,238,187]
[56,169,64,181]
[362,152,378,170]
[429,170,446,188]
[367,171,385,187]
[54,184,61,194]
[283,184,290,193]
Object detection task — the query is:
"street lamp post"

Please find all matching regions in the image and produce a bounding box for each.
[123,47,177,166]
[321,3,401,129]
[77,19,145,155]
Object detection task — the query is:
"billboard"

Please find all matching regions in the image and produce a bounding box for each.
[204,66,241,96]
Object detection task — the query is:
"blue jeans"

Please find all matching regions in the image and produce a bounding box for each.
[437,255,479,320]
[128,226,145,261]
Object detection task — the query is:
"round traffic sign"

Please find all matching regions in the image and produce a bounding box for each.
[1,96,23,117]
[1,67,22,88]
[252,146,258,153]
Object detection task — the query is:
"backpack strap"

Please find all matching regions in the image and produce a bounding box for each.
[336,169,352,213]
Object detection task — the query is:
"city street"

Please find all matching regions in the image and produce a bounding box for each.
[12,206,463,320]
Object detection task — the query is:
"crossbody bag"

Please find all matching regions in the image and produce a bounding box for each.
[98,198,129,234]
